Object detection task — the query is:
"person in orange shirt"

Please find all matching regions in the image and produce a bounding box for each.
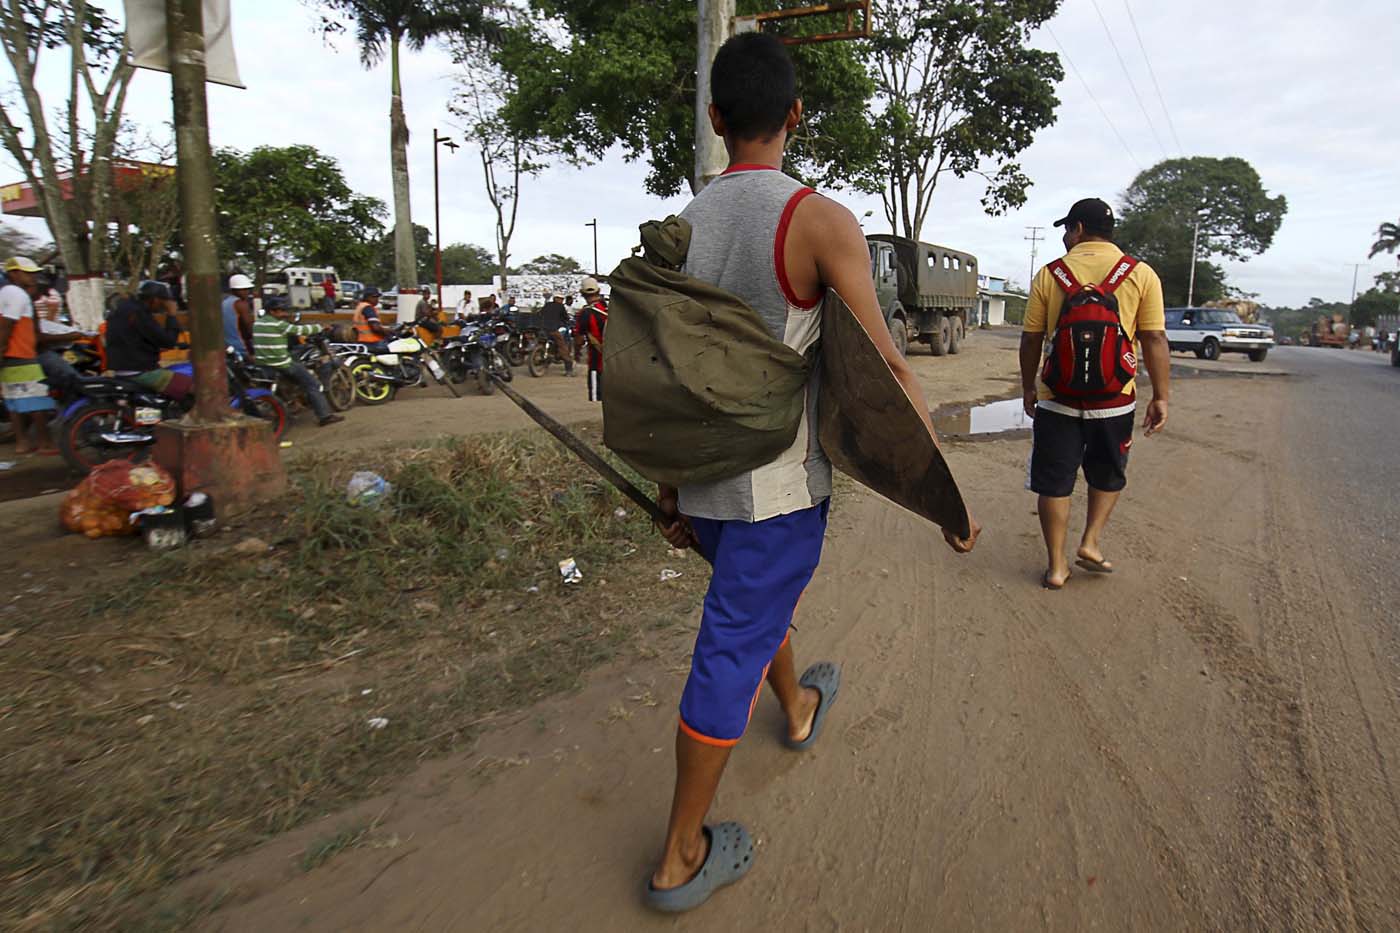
[0,257,61,454]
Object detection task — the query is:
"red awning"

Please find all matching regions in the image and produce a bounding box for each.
[2,160,174,218]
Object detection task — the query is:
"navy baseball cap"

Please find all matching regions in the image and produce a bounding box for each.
[1053,198,1115,232]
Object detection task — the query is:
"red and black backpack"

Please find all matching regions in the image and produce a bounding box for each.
[1040,256,1139,401]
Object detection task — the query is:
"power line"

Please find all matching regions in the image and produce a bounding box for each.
[1087,0,1168,160]
[1046,26,1142,171]
[1122,0,1183,155]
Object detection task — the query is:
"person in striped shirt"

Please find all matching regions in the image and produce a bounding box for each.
[252,296,344,426]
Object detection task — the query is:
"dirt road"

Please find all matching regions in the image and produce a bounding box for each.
[169,343,1400,930]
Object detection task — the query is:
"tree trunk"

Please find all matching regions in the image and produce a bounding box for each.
[388,35,416,290]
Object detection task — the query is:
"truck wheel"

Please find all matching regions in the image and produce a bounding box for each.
[949,317,964,354]
[930,316,950,356]
[1248,348,1269,363]
[889,317,908,356]
[1201,338,1220,361]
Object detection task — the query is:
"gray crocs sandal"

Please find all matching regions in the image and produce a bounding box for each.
[644,822,754,913]
[784,661,841,751]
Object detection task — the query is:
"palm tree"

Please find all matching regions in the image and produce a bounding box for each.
[1370,220,1400,258]
[318,2,493,290]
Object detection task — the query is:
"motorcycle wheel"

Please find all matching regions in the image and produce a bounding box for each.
[495,352,514,383]
[324,365,357,411]
[276,374,310,418]
[241,393,288,440]
[351,361,396,405]
[506,342,527,368]
[59,403,145,474]
[477,363,496,395]
[527,344,551,378]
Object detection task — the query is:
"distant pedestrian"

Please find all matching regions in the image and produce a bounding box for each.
[576,277,606,401]
[322,277,336,313]
[539,293,574,375]
[0,256,60,454]
[1020,198,1171,589]
[456,290,474,319]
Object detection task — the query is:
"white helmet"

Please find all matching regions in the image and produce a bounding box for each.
[228,274,254,290]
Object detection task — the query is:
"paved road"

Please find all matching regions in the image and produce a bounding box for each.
[193,345,1400,931]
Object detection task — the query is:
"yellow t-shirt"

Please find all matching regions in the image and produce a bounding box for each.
[1023,240,1165,401]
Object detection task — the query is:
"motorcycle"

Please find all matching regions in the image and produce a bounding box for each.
[240,333,356,416]
[440,324,513,395]
[57,358,287,474]
[347,323,460,405]
[527,327,572,377]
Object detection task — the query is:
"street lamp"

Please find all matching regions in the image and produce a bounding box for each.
[585,218,598,275]
[433,128,459,314]
[1187,206,1208,307]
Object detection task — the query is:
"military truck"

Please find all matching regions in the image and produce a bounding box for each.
[867,234,979,356]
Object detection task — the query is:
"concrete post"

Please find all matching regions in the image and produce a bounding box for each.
[694,0,735,193]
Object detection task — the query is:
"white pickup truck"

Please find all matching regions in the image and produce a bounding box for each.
[1164,307,1275,362]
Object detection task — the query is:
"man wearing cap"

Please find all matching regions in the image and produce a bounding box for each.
[353,286,391,351]
[1020,198,1171,589]
[223,274,256,357]
[252,296,344,427]
[413,285,443,339]
[106,280,193,399]
[0,257,61,453]
[538,293,574,375]
[575,277,606,401]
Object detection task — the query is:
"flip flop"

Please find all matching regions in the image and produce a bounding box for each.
[1042,570,1071,590]
[784,661,841,751]
[644,822,754,913]
[1075,556,1114,574]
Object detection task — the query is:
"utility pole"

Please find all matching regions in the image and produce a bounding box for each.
[1187,214,1202,307]
[1024,226,1044,289]
[432,129,458,315]
[1349,263,1364,305]
[585,218,598,275]
[694,0,735,193]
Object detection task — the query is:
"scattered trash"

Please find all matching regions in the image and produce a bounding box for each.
[346,471,392,508]
[526,585,541,594]
[558,557,583,585]
[231,536,270,556]
[666,547,689,559]
[659,569,683,582]
[361,689,374,696]
[495,547,510,561]
[366,717,389,730]
[136,506,188,550]
[279,440,294,448]
[185,492,217,538]
[61,461,176,539]
[613,507,627,519]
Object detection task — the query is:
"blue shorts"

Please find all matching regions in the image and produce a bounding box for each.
[679,501,829,746]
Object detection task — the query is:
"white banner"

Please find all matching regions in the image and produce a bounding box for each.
[124,0,244,89]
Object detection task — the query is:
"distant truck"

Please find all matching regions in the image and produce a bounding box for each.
[262,266,340,311]
[1303,314,1349,349]
[867,234,978,356]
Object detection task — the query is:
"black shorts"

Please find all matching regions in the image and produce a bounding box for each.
[1029,408,1134,497]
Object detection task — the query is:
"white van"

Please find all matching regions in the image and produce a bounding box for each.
[263,266,339,310]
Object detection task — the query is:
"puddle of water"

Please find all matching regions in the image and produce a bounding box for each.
[932,397,1031,437]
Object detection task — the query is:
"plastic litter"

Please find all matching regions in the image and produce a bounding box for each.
[367,717,389,730]
[184,492,217,538]
[135,506,188,550]
[495,547,510,561]
[346,471,392,508]
[526,585,541,594]
[613,508,627,519]
[659,569,683,582]
[558,558,583,585]
[279,440,293,448]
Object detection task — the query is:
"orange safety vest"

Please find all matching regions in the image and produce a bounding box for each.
[353,301,383,343]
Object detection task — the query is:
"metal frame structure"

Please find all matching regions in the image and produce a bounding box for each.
[733,1,872,46]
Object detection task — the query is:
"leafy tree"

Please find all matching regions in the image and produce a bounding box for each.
[856,0,1063,239]
[1116,157,1287,306]
[1369,220,1399,259]
[440,242,496,283]
[516,253,584,276]
[354,223,434,286]
[315,0,499,289]
[498,0,877,197]
[0,0,135,326]
[213,145,386,286]
[1351,289,1397,329]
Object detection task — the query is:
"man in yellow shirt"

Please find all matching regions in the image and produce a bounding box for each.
[1019,198,1171,589]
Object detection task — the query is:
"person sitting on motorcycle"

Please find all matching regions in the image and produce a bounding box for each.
[353,286,392,352]
[539,293,574,375]
[252,296,345,427]
[104,280,192,399]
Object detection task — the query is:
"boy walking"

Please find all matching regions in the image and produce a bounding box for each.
[645,33,977,913]
[1019,198,1171,588]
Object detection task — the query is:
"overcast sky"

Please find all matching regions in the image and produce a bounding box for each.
[4,0,1397,306]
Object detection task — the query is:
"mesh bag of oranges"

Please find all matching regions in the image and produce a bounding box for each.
[61,461,178,539]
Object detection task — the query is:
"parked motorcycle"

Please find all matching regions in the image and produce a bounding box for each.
[240,333,356,417]
[440,325,513,395]
[58,359,287,474]
[526,327,573,377]
[347,324,460,405]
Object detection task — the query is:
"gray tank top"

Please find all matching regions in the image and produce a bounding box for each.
[676,166,831,522]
